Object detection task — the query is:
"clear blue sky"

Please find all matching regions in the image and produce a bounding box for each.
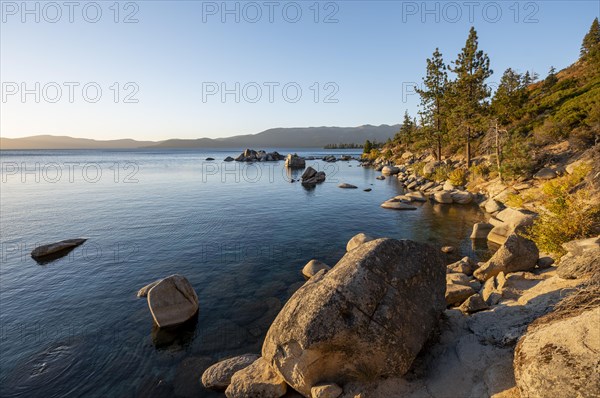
[1,0,598,141]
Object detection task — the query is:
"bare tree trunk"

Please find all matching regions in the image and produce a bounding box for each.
[495,121,503,182]
[466,126,471,168]
[437,135,442,162]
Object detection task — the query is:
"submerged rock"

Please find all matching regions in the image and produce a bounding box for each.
[261,238,446,396]
[441,246,455,254]
[31,238,87,259]
[380,201,417,210]
[338,183,358,189]
[141,275,199,328]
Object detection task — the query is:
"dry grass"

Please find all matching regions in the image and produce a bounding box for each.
[531,270,600,327]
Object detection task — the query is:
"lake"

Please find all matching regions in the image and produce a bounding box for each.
[0,149,493,397]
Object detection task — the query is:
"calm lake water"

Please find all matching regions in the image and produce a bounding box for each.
[0,149,493,397]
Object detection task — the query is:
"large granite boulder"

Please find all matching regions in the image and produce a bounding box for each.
[225,357,287,398]
[141,275,199,328]
[450,190,473,204]
[514,308,600,398]
[285,154,306,168]
[381,166,400,175]
[487,208,536,245]
[262,239,446,396]
[474,234,539,281]
[202,354,260,390]
[433,191,453,204]
[422,161,439,176]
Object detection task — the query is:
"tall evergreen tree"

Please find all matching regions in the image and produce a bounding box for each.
[448,27,493,167]
[363,139,372,154]
[395,110,415,145]
[523,70,538,86]
[492,68,527,127]
[544,66,558,89]
[581,17,600,59]
[416,48,448,161]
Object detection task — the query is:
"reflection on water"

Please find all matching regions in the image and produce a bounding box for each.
[152,313,199,349]
[0,149,492,397]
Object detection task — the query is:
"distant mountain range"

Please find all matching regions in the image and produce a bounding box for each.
[0,135,156,150]
[0,125,399,150]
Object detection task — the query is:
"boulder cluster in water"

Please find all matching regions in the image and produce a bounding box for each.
[300,166,326,185]
[234,149,285,162]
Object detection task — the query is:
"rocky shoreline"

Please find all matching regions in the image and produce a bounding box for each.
[128,148,599,398]
[183,232,597,398]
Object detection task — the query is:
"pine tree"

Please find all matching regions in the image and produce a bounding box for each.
[395,110,415,146]
[363,139,373,154]
[523,70,539,86]
[448,27,493,167]
[580,17,600,59]
[492,68,527,127]
[544,66,558,89]
[416,48,448,161]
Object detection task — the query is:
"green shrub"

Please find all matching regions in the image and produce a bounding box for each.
[412,161,426,177]
[362,149,381,161]
[470,163,490,180]
[505,192,524,208]
[526,165,599,256]
[433,164,452,182]
[448,168,467,186]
